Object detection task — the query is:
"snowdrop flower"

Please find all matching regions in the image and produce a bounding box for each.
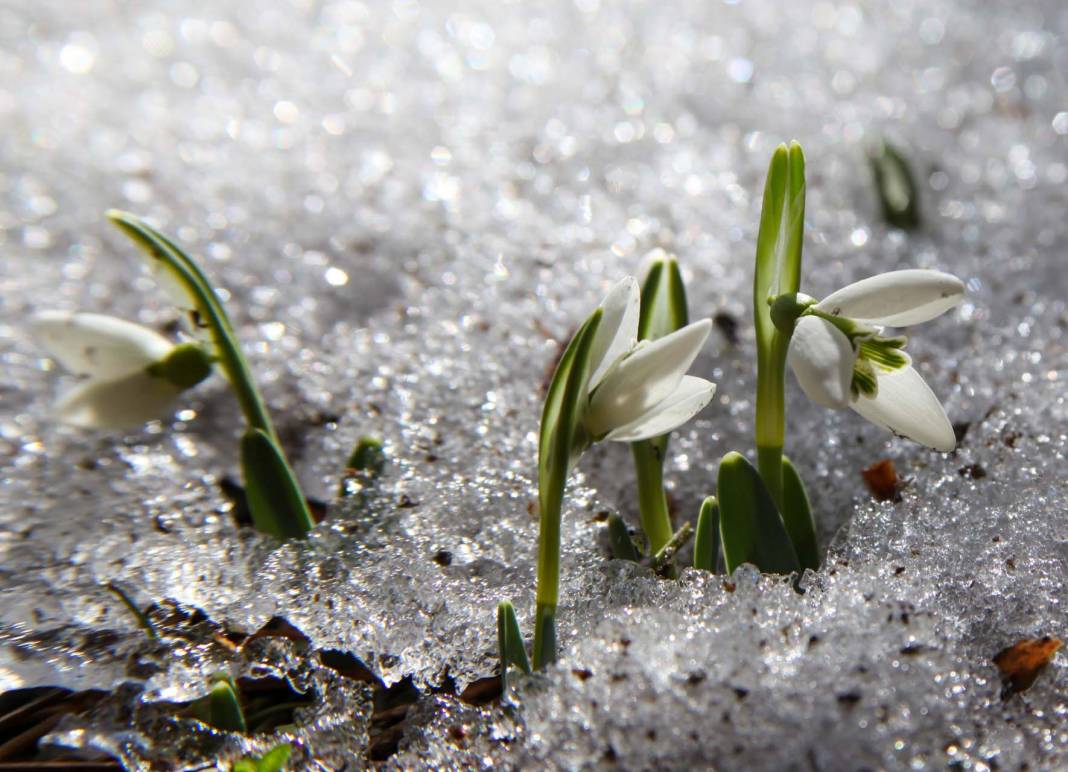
[581,278,716,443]
[31,311,213,429]
[782,269,964,451]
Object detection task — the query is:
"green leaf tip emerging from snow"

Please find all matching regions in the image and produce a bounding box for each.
[497,600,532,693]
[692,496,720,572]
[717,452,800,576]
[241,428,315,540]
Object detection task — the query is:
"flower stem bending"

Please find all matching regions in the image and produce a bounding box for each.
[107,210,314,538]
[533,311,602,669]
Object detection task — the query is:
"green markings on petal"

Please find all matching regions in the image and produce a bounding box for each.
[497,600,532,693]
[780,457,819,572]
[692,496,720,572]
[869,140,920,230]
[851,358,879,399]
[241,428,316,540]
[858,335,910,372]
[534,310,602,670]
[717,452,800,576]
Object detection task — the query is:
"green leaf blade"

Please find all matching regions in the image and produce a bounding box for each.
[693,496,720,572]
[208,676,247,733]
[241,428,315,539]
[497,600,531,693]
[781,456,820,571]
[717,452,800,575]
[869,140,920,229]
[533,310,602,669]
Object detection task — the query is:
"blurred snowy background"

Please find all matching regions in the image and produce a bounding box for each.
[0,0,1065,767]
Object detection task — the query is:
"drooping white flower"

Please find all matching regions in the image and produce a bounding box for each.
[31,311,213,429]
[785,269,964,452]
[581,278,716,443]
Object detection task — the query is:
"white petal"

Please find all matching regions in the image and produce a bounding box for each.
[586,319,712,437]
[816,270,964,327]
[53,371,183,429]
[588,277,640,389]
[31,312,173,378]
[787,316,854,408]
[850,365,956,451]
[603,376,715,442]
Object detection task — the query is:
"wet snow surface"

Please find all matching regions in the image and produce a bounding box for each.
[1,0,1066,768]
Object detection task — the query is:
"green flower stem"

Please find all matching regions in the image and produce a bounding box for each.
[630,441,674,557]
[533,312,601,670]
[107,210,313,538]
[752,143,805,510]
[107,210,278,443]
[755,333,789,512]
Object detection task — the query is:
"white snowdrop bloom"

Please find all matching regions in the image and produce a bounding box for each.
[785,269,965,452]
[31,311,213,429]
[582,278,716,443]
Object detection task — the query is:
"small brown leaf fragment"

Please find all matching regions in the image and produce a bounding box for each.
[861,459,901,502]
[993,636,1062,696]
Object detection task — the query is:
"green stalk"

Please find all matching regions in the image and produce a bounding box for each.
[533,312,601,670]
[106,210,278,442]
[755,337,789,511]
[752,144,805,508]
[107,210,313,537]
[630,441,674,556]
[630,253,689,572]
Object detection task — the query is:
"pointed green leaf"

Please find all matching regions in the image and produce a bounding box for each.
[607,513,642,562]
[781,456,820,571]
[497,600,531,692]
[340,435,385,498]
[692,496,720,572]
[538,311,600,499]
[717,452,800,575]
[346,435,385,476]
[207,675,246,733]
[754,142,806,345]
[638,253,689,341]
[241,428,315,539]
[253,744,293,772]
[869,140,920,229]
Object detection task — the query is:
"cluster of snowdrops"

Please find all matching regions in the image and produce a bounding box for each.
[30,143,965,686]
